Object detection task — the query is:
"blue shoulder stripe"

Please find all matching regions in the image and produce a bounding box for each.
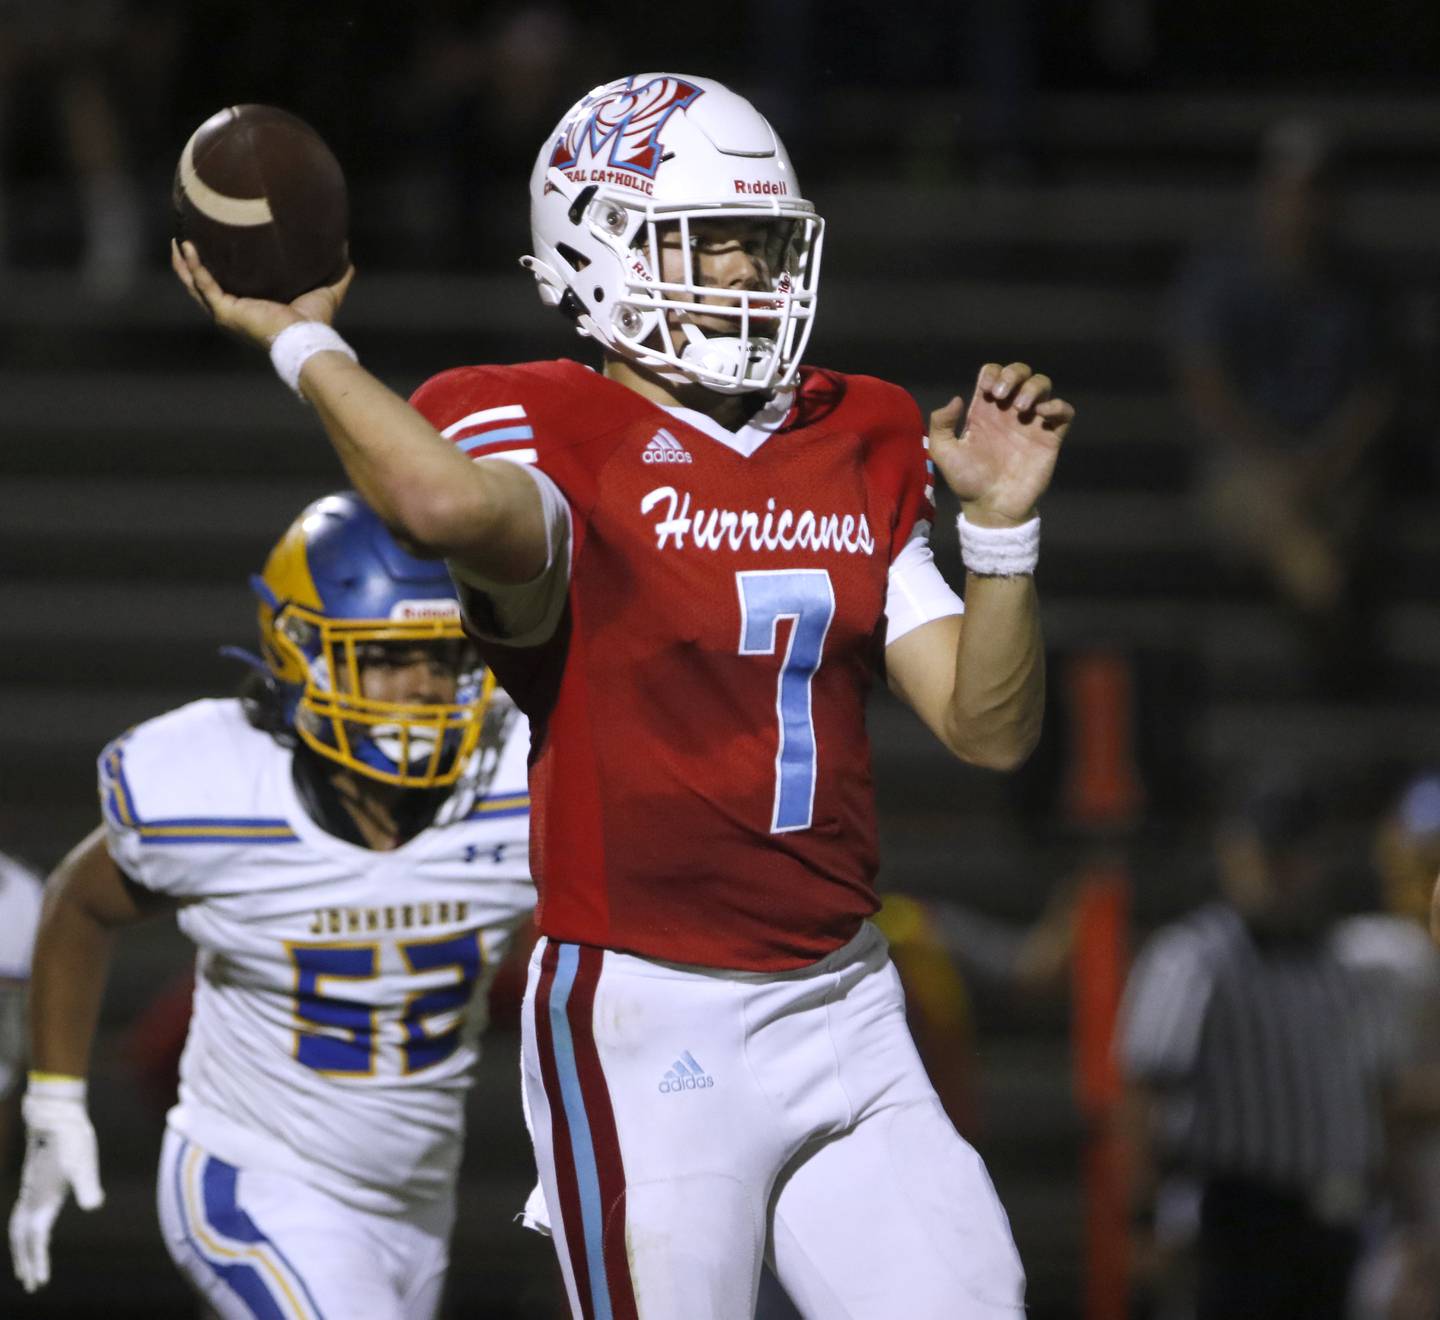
[467,791,529,822]
[99,733,139,829]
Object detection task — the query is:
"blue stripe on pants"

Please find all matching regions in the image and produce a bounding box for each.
[172,1139,325,1319]
[549,943,615,1320]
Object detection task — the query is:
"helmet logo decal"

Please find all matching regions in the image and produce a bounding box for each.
[550,75,703,193]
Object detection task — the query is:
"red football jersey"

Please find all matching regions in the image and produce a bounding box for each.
[412,359,936,970]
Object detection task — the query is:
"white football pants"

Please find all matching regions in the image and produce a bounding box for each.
[521,921,1026,1319]
[156,1126,454,1319]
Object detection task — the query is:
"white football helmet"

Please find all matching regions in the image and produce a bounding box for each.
[523,72,825,395]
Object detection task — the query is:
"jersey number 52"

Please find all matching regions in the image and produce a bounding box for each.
[288,931,482,1076]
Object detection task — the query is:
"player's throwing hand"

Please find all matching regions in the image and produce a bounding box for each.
[928,362,1075,527]
[171,238,354,348]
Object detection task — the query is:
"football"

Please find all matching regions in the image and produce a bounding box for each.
[173,104,349,303]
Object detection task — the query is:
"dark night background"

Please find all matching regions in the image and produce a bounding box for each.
[3,1,1440,1315]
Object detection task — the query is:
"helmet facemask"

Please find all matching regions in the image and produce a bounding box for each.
[534,181,823,395]
[265,602,494,790]
[641,205,822,393]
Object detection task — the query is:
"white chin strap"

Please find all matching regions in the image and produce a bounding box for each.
[675,324,776,392]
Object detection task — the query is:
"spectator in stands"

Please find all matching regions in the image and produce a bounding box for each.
[1170,120,1397,693]
[0,0,144,293]
[1119,767,1399,1320]
[376,3,608,263]
[1338,771,1440,1319]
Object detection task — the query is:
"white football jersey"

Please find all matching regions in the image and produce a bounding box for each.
[100,698,534,1214]
[0,851,42,980]
[0,851,43,1100]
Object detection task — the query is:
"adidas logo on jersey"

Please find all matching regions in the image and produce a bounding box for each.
[658,1050,714,1093]
[643,429,693,464]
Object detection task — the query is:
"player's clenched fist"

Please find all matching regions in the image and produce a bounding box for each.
[8,1077,104,1293]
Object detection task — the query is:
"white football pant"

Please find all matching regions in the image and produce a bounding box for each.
[521,921,1026,1319]
[156,1126,453,1319]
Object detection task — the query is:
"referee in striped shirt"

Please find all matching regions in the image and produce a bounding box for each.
[1119,770,1399,1319]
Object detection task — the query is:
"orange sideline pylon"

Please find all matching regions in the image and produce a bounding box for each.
[1061,650,1141,1320]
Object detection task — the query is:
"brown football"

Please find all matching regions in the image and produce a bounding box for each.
[173,104,349,303]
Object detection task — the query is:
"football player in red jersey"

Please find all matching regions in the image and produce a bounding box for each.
[175,71,1073,1320]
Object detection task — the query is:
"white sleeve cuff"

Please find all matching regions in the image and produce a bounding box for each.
[884,521,964,648]
[448,461,572,648]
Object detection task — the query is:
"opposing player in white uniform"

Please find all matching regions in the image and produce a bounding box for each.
[7,493,536,1319]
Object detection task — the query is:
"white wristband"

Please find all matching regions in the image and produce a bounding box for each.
[957,512,1040,576]
[269,321,357,398]
[26,1073,86,1103]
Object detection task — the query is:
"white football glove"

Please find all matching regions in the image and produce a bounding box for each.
[8,1076,104,1293]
